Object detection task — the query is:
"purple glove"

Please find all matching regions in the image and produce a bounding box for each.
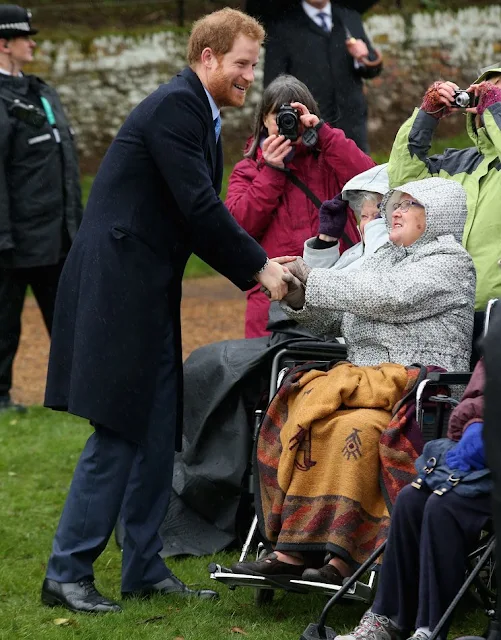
[318,194,348,238]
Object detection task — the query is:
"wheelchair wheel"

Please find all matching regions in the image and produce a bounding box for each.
[468,532,497,609]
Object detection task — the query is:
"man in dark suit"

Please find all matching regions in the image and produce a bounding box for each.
[264,0,382,151]
[41,7,288,614]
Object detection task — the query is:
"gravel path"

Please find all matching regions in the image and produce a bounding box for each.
[12,276,246,406]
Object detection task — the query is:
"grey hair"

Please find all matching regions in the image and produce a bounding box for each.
[244,74,320,159]
[345,190,382,219]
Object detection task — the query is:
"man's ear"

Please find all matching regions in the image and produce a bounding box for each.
[0,39,10,52]
[200,47,215,69]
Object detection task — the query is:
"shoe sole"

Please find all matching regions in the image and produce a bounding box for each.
[122,590,219,601]
[41,592,122,613]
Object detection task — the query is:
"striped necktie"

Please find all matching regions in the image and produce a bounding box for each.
[214,115,221,143]
[317,11,330,32]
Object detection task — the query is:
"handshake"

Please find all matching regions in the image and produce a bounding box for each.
[255,256,311,310]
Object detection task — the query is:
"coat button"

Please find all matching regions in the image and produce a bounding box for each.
[498,259,501,267]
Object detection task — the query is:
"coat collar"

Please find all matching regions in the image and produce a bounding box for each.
[180,67,213,119]
[179,66,221,180]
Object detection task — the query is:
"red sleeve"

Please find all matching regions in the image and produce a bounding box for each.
[447,359,485,441]
[225,158,288,240]
[316,124,376,186]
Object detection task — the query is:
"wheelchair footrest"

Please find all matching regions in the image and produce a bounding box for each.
[290,578,373,602]
[209,566,372,602]
[210,567,277,591]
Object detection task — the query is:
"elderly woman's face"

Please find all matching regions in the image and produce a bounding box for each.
[359,196,382,241]
[389,192,426,247]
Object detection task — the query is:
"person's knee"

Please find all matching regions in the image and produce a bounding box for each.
[393,484,426,517]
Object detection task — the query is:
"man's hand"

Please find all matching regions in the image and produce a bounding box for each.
[346,37,369,62]
[290,102,320,129]
[262,134,291,169]
[420,80,459,119]
[282,272,306,310]
[255,259,288,301]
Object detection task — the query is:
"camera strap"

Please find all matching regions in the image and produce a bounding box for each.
[285,170,355,248]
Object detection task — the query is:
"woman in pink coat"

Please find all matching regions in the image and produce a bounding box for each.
[225,74,375,338]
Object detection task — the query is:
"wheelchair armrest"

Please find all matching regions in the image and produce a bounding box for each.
[425,371,472,385]
[283,340,347,356]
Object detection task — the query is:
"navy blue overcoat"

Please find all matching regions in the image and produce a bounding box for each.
[44,67,267,444]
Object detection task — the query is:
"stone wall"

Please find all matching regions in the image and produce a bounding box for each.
[28,4,501,172]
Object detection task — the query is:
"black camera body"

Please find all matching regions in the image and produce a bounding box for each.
[452,90,478,109]
[0,95,47,128]
[10,99,47,128]
[276,104,300,141]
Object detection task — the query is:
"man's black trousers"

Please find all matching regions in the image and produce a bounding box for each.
[0,262,64,397]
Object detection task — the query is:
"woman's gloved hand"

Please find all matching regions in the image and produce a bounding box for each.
[318,194,348,239]
[420,80,456,119]
[284,256,311,284]
[466,80,501,116]
[282,272,305,309]
[445,421,486,472]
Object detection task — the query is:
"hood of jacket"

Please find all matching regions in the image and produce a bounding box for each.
[466,63,501,148]
[382,177,467,246]
[341,163,389,200]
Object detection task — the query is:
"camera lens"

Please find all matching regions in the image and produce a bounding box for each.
[280,114,296,130]
[454,91,471,108]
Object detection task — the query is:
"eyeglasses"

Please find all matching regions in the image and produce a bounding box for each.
[392,200,424,213]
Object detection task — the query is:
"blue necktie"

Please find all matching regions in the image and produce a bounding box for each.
[317,11,330,32]
[214,115,221,143]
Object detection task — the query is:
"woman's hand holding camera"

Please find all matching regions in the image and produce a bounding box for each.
[290,102,320,129]
[262,134,291,169]
[465,81,501,116]
[420,81,458,118]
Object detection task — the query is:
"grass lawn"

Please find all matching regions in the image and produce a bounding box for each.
[0,407,488,639]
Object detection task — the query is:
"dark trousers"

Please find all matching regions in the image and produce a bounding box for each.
[483,301,501,624]
[0,262,64,397]
[45,335,178,593]
[372,484,490,636]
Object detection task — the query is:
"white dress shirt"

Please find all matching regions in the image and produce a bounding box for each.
[301,1,333,32]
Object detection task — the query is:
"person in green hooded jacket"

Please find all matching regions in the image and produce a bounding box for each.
[388,64,501,328]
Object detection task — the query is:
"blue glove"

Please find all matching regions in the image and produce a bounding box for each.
[445,422,485,472]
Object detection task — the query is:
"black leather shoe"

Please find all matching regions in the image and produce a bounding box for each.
[41,578,122,613]
[122,574,219,600]
[0,396,26,413]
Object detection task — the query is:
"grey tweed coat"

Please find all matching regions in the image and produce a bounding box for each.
[283,178,476,371]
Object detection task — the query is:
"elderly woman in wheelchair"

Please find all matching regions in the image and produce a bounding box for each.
[232,177,476,591]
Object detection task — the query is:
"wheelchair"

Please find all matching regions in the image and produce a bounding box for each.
[209,300,498,639]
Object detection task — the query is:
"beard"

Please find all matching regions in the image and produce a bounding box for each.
[208,67,247,108]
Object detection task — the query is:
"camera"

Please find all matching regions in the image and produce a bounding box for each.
[276,104,300,141]
[452,90,478,109]
[0,94,47,128]
[10,100,47,128]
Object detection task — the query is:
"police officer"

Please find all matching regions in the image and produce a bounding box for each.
[0,5,82,412]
